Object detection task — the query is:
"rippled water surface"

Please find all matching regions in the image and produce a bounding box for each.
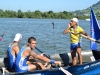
[0,18,100,57]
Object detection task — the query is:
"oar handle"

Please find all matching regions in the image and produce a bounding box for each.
[35,47,43,53]
[35,47,50,59]
[81,34,100,43]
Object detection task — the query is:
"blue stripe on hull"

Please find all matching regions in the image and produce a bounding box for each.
[67,60,100,75]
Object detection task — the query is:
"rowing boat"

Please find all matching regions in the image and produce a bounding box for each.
[0,50,100,75]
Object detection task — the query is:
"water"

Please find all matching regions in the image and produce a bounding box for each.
[0,18,100,58]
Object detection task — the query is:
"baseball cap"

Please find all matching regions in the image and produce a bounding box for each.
[71,18,78,23]
[14,33,22,41]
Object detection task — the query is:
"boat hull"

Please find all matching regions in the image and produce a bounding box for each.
[0,50,100,75]
[1,60,100,75]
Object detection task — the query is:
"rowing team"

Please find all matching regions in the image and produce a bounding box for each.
[5,17,95,73]
[6,33,61,72]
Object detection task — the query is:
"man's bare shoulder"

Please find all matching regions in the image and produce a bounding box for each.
[12,45,19,51]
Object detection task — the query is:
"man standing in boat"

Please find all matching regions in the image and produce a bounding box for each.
[15,37,61,72]
[7,33,22,70]
[63,18,90,66]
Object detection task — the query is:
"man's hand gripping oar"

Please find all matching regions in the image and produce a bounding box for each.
[35,47,61,67]
[80,34,100,43]
[35,47,72,75]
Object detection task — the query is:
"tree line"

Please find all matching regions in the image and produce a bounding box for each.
[0,9,90,19]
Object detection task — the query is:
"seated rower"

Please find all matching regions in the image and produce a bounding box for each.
[15,37,61,72]
[7,33,22,71]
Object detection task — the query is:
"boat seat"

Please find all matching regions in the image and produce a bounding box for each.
[0,58,10,68]
[2,58,15,72]
[50,53,70,66]
[59,53,69,66]
[3,58,10,68]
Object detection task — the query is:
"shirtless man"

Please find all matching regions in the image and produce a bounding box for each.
[15,37,61,72]
[7,33,22,70]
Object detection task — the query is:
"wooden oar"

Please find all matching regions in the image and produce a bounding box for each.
[0,31,6,41]
[80,34,100,43]
[35,47,50,59]
[69,31,100,43]
[35,47,72,75]
[59,67,72,75]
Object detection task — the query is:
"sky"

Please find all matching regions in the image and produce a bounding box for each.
[0,0,100,12]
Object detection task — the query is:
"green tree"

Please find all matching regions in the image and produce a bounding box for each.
[0,9,4,17]
[17,10,24,18]
[34,10,42,18]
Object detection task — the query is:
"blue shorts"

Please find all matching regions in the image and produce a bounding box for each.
[15,63,29,72]
[70,42,81,50]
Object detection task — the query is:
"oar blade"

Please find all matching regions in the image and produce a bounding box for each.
[59,67,72,75]
[95,40,100,44]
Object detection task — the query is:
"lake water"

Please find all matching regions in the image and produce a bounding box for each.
[0,18,100,57]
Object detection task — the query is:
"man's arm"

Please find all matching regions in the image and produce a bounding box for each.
[81,31,90,40]
[63,23,71,34]
[30,50,61,65]
[30,50,50,62]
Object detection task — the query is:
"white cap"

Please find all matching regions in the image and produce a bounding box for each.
[14,33,22,41]
[71,18,78,23]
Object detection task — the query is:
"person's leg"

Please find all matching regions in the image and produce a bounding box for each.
[71,50,77,66]
[27,58,37,64]
[36,62,47,70]
[28,64,37,71]
[77,47,82,65]
[70,43,77,66]
[27,56,51,71]
[28,62,50,71]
